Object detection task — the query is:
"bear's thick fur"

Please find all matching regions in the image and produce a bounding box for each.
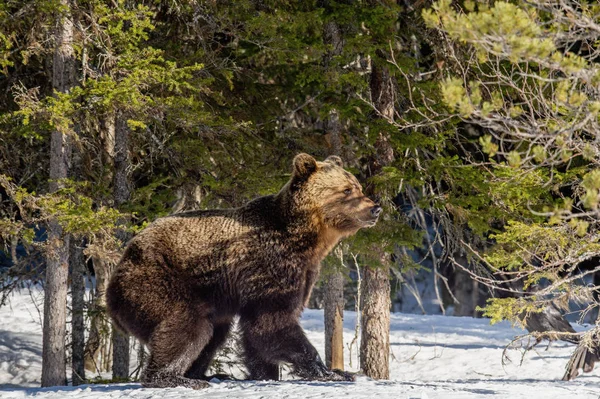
[106,154,381,389]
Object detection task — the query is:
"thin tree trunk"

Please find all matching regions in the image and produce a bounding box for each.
[42,224,71,387]
[453,267,473,316]
[360,263,390,379]
[322,19,346,372]
[84,113,116,375]
[10,236,18,265]
[323,109,345,371]
[111,113,131,380]
[84,256,112,373]
[69,62,85,387]
[452,253,481,317]
[359,61,394,380]
[41,0,75,387]
[101,111,116,182]
[71,238,86,385]
[134,343,147,380]
[324,270,344,370]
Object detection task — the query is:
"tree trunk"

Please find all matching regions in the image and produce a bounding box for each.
[451,253,483,317]
[41,0,75,387]
[323,109,345,371]
[84,113,116,375]
[111,113,131,380]
[324,270,345,370]
[322,19,347,372]
[10,236,18,265]
[84,256,112,373]
[70,238,86,385]
[359,61,395,380]
[69,57,85,386]
[360,264,390,379]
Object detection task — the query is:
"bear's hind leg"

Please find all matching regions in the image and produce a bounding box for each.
[142,308,213,389]
[185,322,232,380]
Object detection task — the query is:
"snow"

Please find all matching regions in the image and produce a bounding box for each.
[0,288,599,398]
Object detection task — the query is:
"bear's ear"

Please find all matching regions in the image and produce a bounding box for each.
[292,153,318,180]
[324,155,343,168]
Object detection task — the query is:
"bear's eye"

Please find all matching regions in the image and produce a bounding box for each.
[343,188,352,195]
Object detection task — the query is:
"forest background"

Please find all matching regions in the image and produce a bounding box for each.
[1,0,599,387]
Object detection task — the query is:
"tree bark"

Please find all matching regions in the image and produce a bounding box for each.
[10,236,18,265]
[324,270,345,370]
[111,113,131,380]
[369,62,395,121]
[70,238,86,385]
[84,256,112,373]
[322,19,347,373]
[323,109,346,371]
[69,56,85,386]
[41,0,75,387]
[84,113,116,375]
[360,264,390,379]
[453,268,479,317]
[359,61,395,380]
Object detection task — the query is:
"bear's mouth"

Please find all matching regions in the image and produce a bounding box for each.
[355,215,379,227]
[364,218,378,227]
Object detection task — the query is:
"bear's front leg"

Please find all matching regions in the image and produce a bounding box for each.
[240,308,355,382]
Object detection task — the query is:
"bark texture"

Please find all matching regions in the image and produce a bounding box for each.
[71,239,86,385]
[453,268,480,317]
[10,236,18,265]
[359,60,395,380]
[85,113,116,374]
[41,0,75,387]
[84,256,112,373]
[321,18,346,373]
[324,271,345,370]
[322,108,345,370]
[111,113,131,380]
[360,264,391,379]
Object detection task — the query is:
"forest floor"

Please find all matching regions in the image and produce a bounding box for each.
[0,288,599,398]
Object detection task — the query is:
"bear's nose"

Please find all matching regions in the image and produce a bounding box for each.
[371,206,382,218]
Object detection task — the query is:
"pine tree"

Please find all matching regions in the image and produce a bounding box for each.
[422,0,600,339]
[42,0,76,387]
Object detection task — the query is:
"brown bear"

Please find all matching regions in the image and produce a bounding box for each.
[106,153,381,389]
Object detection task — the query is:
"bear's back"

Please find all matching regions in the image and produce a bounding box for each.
[116,195,294,274]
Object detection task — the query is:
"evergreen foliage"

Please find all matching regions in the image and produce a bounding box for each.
[423,0,600,327]
[1,0,600,384]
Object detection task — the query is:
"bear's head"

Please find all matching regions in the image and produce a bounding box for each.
[287,153,382,235]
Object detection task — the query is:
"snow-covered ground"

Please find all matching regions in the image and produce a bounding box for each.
[0,288,599,398]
